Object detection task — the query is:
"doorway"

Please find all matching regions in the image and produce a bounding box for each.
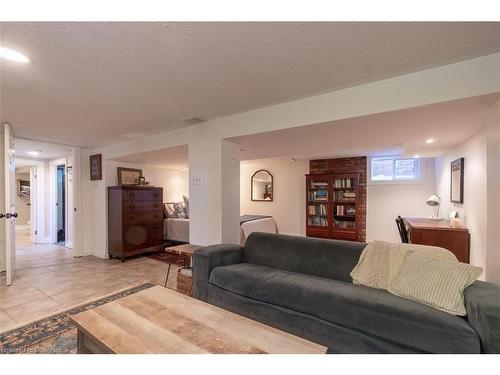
[56,164,66,244]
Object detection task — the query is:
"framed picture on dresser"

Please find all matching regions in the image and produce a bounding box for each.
[117,167,143,186]
[450,157,464,203]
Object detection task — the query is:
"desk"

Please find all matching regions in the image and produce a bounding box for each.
[403,217,470,263]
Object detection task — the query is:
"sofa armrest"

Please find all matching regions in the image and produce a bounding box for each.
[464,280,500,353]
[192,244,244,302]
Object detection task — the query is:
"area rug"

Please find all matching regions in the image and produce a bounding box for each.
[147,247,190,266]
[0,282,155,354]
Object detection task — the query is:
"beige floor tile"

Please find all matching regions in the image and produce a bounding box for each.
[0,288,49,310]
[4,296,61,323]
[0,309,17,332]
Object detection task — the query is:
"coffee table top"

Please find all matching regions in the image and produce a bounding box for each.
[164,243,201,255]
[70,286,326,354]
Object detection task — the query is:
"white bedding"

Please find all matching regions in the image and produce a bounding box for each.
[164,216,277,244]
[164,218,189,243]
[240,217,277,245]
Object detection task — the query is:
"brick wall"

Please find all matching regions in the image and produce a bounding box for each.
[309,157,367,241]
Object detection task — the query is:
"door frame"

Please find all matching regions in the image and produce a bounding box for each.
[49,157,67,245]
[2,123,16,285]
[15,158,45,244]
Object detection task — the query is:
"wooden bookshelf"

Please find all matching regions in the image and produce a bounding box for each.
[306,173,360,241]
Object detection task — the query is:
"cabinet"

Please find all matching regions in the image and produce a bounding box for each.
[306,173,361,241]
[108,186,164,261]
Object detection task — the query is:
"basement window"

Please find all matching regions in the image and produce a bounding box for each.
[370,156,421,183]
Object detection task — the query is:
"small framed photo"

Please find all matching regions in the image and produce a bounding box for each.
[450,158,464,203]
[90,154,102,181]
[117,167,143,186]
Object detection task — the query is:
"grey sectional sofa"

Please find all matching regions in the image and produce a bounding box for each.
[193,232,500,353]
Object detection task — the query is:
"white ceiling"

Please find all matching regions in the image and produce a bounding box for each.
[14,138,72,161]
[230,93,500,161]
[1,22,499,148]
[111,144,188,170]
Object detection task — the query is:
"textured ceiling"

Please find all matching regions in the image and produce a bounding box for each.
[111,144,188,170]
[1,22,499,147]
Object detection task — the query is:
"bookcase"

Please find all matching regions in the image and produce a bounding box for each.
[306,173,360,241]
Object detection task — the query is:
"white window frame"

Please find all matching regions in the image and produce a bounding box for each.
[368,156,424,185]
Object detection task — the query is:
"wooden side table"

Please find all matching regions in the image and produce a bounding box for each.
[163,244,201,287]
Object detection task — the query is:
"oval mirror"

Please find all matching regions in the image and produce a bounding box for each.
[251,170,273,201]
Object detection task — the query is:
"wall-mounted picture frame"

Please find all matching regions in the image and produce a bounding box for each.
[90,154,102,181]
[450,157,464,203]
[17,179,30,200]
[117,167,143,186]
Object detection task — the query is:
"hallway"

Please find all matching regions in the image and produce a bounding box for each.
[0,242,177,333]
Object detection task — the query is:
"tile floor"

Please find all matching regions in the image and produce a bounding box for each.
[1,230,178,333]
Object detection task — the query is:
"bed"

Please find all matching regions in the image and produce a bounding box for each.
[163,215,277,245]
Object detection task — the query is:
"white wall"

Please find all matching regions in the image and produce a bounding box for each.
[435,129,487,278]
[105,161,189,203]
[367,158,436,243]
[240,159,308,236]
[486,106,500,284]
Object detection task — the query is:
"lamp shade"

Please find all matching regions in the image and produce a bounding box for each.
[426,193,441,207]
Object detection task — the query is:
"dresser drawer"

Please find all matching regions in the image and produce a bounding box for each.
[123,212,163,225]
[122,189,162,202]
[122,224,163,251]
[123,201,163,213]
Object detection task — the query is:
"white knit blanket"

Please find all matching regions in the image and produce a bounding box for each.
[350,240,457,290]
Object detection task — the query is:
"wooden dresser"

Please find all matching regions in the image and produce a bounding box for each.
[108,186,164,261]
[403,217,470,263]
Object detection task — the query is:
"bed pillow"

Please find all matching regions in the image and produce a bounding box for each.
[173,202,188,219]
[183,195,189,218]
[164,202,177,218]
[388,252,482,316]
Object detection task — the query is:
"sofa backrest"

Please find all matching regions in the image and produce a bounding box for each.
[244,232,365,282]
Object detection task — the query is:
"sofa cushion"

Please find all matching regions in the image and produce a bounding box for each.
[209,263,480,353]
[244,232,365,282]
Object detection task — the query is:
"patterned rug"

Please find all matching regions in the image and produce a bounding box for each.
[147,248,190,266]
[0,282,155,354]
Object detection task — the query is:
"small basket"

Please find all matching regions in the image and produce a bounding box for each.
[177,267,193,296]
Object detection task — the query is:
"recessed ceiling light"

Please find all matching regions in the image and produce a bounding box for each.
[425,138,435,144]
[240,149,246,153]
[27,150,41,157]
[0,46,30,63]
[413,154,420,158]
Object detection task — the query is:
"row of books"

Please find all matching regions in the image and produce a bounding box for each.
[334,191,356,201]
[334,178,355,188]
[334,220,356,229]
[307,217,328,226]
[309,181,328,189]
[308,189,328,202]
[335,205,356,216]
[308,204,327,216]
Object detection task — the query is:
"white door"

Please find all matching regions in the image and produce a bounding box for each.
[3,123,16,285]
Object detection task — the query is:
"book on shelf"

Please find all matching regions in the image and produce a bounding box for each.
[310,181,328,188]
[308,216,328,226]
[334,190,356,201]
[334,178,355,188]
[308,204,327,216]
[308,189,328,202]
[334,220,356,229]
[335,205,356,216]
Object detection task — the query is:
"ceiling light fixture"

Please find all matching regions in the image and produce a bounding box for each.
[413,154,420,158]
[425,138,435,144]
[0,46,30,63]
[27,150,41,157]
[240,149,246,153]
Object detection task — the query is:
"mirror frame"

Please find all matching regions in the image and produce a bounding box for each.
[251,169,274,202]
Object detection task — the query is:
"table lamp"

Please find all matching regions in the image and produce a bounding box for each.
[426,193,442,220]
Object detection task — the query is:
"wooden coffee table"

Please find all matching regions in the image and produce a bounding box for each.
[70,286,326,354]
[163,244,201,287]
